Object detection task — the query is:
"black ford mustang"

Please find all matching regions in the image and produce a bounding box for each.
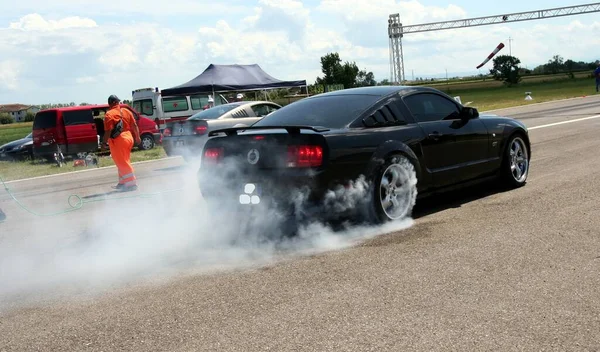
[197,85,530,228]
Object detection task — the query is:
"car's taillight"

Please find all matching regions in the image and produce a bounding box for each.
[194,125,207,135]
[287,145,323,168]
[203,147,223,163]
[163,128,171,137]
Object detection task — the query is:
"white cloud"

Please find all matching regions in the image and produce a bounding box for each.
[0,1,599,104]
[75,76,96,84]
[0,60,22,91]
[98,43,140,68]
[2,0,250,18]
[317,0,466,24]
[9,13,97,31]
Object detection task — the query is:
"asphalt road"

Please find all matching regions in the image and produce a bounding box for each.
[2,95,600,351]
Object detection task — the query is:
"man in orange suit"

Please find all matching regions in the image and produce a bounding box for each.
[102,94,141,192]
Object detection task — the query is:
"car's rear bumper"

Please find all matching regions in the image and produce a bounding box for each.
[162,136,207,158]
[33,144,67,158]
[197,166,365,224]
[34,142,99,157]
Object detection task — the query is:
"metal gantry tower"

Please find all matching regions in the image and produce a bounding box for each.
[388,14,405,88]
[388,2,600,84]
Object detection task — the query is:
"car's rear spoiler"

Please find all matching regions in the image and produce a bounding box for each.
[208,125,330,137]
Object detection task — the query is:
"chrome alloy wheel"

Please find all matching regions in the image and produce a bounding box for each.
[379,162,414,220]
[141,135,154,150]
[510,137,529,183]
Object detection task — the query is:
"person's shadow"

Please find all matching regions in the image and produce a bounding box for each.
[81,190,121,199]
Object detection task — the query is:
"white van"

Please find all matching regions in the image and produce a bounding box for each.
[131,87,229,129]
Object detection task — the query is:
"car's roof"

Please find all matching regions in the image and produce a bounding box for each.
[201,100,279,112]
[222,100,278,107]
[306,85,440,99]
[38,103,132,113]
[187,100,279,120]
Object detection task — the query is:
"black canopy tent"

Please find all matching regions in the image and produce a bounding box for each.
[160,64,307,97]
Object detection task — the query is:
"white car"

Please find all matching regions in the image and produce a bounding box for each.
[161,101,281,161]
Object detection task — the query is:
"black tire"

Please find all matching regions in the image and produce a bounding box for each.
[139,134,155,150]
[368,153,418,224]
[500,133,530,188]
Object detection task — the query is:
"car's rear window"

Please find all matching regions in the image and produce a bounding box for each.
[253,94,381,129]
[33,111,57,129]
[188,103,242,120]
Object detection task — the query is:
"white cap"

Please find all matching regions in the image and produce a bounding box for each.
[236,93,243,99]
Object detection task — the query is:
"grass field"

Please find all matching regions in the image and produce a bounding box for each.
[434,76,596,111]
[0,147,168,182]
[0,122,33,146]
[0,74,597,181]
[410,70,591,88]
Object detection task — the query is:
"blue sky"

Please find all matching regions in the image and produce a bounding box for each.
[0,0,598,105]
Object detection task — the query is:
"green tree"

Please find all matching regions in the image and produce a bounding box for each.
[317,52,342,85]
[490,55,522,86]
[547,55,564,74]
[356,70,376,87]
[315,52,375,89]
[0,112,14,124]
[24,112,35,122]
[564,59,575,72]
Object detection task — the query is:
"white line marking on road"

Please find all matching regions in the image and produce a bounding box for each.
[528,114,600,130]
[3,156,183,184]
[481,95,598,113]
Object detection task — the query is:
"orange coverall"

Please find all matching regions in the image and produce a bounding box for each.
[104,106,138,188]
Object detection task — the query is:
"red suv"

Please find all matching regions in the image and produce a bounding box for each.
[32,104,161,159]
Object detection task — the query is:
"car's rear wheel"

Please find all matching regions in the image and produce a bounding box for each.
[139,134,155,150]
[501,134,530,187]
[370,153,417,223]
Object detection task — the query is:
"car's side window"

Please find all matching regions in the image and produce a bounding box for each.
[231,108,250,118]
[251,104,277,117]
[63,110,94,126]
[403,93,461,123]
[361,98,407,127]
[265,104,280,115]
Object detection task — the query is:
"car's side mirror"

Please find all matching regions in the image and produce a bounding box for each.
[461,106,479,120]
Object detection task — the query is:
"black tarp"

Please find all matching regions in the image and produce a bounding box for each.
[160,64,307,96]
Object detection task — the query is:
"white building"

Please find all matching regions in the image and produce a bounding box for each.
[0,104,41,122]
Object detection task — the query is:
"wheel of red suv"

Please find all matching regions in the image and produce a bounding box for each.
[139,134,155,150]
[370,153,417,223]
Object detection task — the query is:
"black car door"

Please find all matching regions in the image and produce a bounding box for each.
[402,92,490,188]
